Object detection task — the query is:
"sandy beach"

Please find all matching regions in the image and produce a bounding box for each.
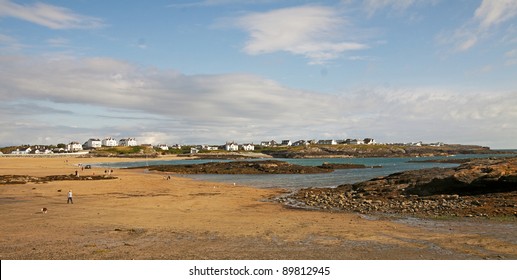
[1,156,516,260]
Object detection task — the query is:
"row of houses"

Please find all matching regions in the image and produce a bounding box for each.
[188,138,378,154]
[84,137,138,149]
[7,136,378,155]
[259,138,377,147]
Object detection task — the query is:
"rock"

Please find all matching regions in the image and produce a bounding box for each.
[283,157,517,217]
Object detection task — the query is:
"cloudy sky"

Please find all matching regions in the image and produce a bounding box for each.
[1,0,516,148]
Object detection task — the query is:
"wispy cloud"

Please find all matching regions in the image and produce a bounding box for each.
[440,0,517,52]
[0,33,24,51]
[169,0,273,8]
[0,0,104,29]
[475,0,517,29]
[234,5,367,65]
[505,48,517,65]
[362,0,429,16]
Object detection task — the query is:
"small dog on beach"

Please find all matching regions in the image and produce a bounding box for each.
[41,208,48,214]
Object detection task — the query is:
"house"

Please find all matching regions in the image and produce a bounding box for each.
[317,139,337,145]
[85,138,102,149]
[190,147,199,154]
[225,142,239,151]
[345,139,364,145]
[281,140,292,146]
[363,138,376,145]
[201,145,219,151]
[170,144,182,149]
[11,147,31,155]
[157,144,169,151]
[260,140,278,147]
[119,138,138,146]
[429,142,444,147]
[34,149,53,154]
[67,142,83,152]
[241,143,255,151]
[292,140,309,146]
[102,137,117,147]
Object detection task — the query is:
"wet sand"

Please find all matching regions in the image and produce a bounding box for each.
[0,156,516,259]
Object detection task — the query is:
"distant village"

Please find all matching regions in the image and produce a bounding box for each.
[2,136,445,156]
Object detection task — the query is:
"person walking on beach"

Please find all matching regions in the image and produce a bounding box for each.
[67,190,73,204]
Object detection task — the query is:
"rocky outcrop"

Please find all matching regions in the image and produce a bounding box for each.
[283,157,517,217]
[0,174,117,184]
[144,160,334,174]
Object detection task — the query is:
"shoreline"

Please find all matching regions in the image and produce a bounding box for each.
[1,156,516,259]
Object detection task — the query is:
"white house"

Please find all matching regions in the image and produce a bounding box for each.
[281,140,292,146]
[260,140,278,147]
[34,149,53,154]
[225,142,239,151]
[157,144,169,151]
[241,143,255,151]
[363,138,376,145]
[119,138,138,146]
[67,142,83,152]
[102,137,117,147]
[85,138,102,149]
[11,147,31,155]
[170,144,182,149]
[201,145,219,151]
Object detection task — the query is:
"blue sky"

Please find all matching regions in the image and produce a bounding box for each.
[1,0,516,148]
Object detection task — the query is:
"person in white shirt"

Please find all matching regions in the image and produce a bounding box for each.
[67,190,73,204]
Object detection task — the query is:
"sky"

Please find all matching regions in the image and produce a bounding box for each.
[0,0,516,148]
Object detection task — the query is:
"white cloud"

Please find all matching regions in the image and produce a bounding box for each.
[1,54,515,148]
[235,5,367,64]
[0,0,104,29]
[475,0,517,29]
[442,0,517,52]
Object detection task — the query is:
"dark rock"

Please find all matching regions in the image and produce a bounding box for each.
[284,157,517,217]
[143,160,333,174]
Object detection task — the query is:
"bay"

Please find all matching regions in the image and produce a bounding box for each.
[94,153,514,190]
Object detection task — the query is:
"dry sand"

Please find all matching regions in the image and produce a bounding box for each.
[1,156,516,259]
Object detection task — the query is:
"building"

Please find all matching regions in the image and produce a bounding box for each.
[345,139,364,145]
[260,140,278,147]
[11,147,31,155]
[225,142,239,151]
[156,144,169,151]
[119,138,138,146]
[85,138,102,149]
[317,139,337,145]
[281,140,292,146]
[363,138,376,145]
[67,142,83,152]
[241,143,255,151]
[201,145,219,151]
[102,137,117,147]
[292,140,309,146]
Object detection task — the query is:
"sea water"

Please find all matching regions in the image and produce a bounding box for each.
[94,153,514,189]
